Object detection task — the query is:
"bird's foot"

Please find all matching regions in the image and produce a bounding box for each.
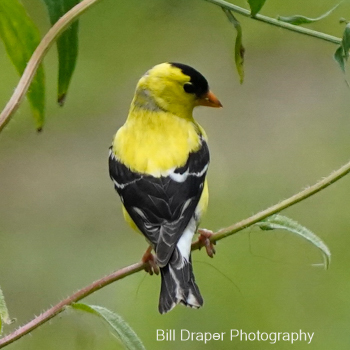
[197,228,216,258]
[141,246,160,275]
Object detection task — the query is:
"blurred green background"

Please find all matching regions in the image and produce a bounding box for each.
[1,0,350,349]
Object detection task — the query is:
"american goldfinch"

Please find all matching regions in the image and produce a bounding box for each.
[109,62,222,314]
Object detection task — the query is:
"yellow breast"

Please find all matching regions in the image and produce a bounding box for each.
[112,109,205,176]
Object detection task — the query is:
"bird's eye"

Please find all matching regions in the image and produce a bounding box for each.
[183,83,195,94]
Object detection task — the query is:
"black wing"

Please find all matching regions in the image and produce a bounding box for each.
[109,138,209,266]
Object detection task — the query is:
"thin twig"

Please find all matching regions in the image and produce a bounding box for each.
[195,159,350,246]
[0,0,104,132]
[1,158,350,348]
[0,263,146,348]
[204,0,341,44]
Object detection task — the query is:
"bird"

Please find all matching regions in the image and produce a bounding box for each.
[108,62,222,314]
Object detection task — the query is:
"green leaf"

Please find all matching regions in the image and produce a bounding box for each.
[42,0,80,105]
[342,22,350,60]
[278,3,340,26]
[334,23,350,77]
[223,9,245,84]
[256,214,331,269]
[0,286,12,335]
[334,45,345,72]
[247,0,266,17]
[72,304,146,350]
[0,0,45,131]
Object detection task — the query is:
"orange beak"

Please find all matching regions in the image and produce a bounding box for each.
[198,90,222,108]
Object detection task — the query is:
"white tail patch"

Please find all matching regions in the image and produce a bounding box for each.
[168,264,182,301]
[187,292,201,308]
[176,217,196,264]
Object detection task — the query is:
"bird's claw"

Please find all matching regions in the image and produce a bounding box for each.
[142,246,160,275]
[197,228,216,258]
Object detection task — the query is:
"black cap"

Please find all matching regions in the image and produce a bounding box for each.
[170,62,209,97]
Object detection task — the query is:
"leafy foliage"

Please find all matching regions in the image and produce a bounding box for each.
[0,0,80,130]
[72,304,146,350]
[0,0,45,130]
[42,0,80,105]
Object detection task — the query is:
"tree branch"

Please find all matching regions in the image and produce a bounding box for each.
[0,0,104,132]
[0,262,146,348]
[204,0,341,45]
[1,157,350,348]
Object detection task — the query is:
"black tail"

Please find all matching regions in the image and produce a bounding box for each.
[158,251,203,314]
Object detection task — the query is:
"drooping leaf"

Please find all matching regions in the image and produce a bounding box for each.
[0,286,12,335]
[247,0,266,17]
[42,0,80,105]
[334,45,345,72]
[72,304,146,350]
[222,8,245,84]
[334,22,350,78]
[278,3,340,26]
[342,22,350,60]
[256,214,331,269]
[0,0,45,131]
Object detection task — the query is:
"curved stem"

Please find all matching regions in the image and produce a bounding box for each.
[0,262,145,348]
[1,157,350,347]
[0,0,104,132]
[196,158,350,246]
[204,0,341,45]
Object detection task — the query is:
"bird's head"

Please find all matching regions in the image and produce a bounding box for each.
[132,62,222,117]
